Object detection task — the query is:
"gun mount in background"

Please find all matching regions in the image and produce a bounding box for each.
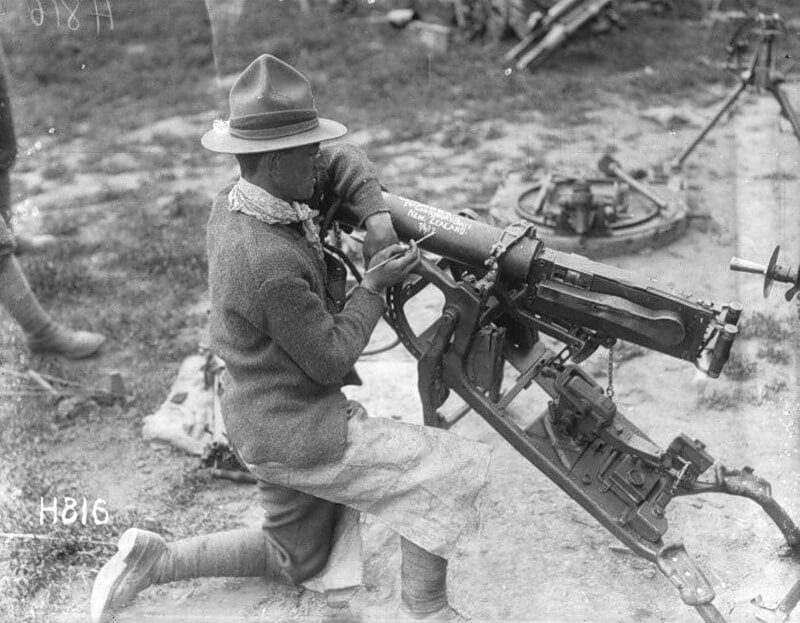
[337,193,800,623]
[671,12,800,172]
[504,0,622,72]
[489,154,691,258]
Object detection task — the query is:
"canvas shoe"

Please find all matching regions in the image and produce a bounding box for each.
[90,528,167,623]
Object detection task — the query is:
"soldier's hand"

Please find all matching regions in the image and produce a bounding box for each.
[361,241,419,292]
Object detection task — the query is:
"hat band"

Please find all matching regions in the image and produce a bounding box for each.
[229,108,320,140]
[229,118,320,140]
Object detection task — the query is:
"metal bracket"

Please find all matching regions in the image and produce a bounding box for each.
[478,221,537,294]
[656,543,716,607]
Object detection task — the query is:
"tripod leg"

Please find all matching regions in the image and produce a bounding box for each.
[672,78,749,170]
[770,82,800,144]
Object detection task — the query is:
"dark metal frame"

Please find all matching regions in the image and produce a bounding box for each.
[354,194,800,623]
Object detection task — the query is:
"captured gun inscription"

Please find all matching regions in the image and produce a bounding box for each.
[339,193,800,623]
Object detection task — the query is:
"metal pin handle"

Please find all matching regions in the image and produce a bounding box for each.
[365,231,435,274]
[729,257,767,274]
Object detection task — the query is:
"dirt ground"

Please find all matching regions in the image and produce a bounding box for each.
[1,2,800,622]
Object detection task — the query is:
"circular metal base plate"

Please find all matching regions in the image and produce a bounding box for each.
[488,171,691,259]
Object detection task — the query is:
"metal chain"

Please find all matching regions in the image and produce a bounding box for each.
[606,344,614,399]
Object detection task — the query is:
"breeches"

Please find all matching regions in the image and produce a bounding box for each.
[248,401,491,582]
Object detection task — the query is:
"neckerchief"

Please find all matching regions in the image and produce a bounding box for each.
[228,177,324,263]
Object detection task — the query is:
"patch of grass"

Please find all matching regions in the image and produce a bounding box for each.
[151,132,200,154]
[41,218,82,238]
[20,253,108,303]
[0,399,132,613]
[757,345,791,365]
[763,378,789,398]
[91,185,137,204]
[96,299,205,362]
[737,311,793,341]
[2,0,215,136]
[697,389,739,411]
[723,351,758,381]
[109,191,209,289]
[39,161,75,183]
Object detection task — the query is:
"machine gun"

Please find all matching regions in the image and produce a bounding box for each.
[337,193,799,623]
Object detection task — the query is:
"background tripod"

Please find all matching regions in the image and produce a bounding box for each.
[672,12,800,170]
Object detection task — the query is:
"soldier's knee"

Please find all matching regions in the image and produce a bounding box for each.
[285,533,333,583]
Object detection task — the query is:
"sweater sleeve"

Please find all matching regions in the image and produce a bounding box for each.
[321,142,390,227]
[257,275,385,386]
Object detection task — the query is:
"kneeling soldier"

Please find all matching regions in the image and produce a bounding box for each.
[91,55,491,622]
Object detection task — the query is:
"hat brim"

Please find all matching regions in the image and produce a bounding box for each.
[201,118,348,154]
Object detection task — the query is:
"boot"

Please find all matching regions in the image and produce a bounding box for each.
[90,527,291,623]
[0,255,105,358]
[90,529,167,623]
[27,322,106,359]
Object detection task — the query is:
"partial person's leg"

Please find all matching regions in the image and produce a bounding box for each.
[90,483,338,623]
[90,522,303,622]
[0,40,104,359]
[248,401,492,618]
[400,536,449,617]
[0,252,106,358]
[90,527,291,623]
[258,480,339,583]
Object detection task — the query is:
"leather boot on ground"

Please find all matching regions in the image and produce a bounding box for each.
[27,323,105,359]
[90,528,167,623]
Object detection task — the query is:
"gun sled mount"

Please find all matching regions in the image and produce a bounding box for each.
[338,193,800,622]
[488,154,691,257]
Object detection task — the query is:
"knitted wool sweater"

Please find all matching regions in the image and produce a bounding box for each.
[207,142,388,467]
